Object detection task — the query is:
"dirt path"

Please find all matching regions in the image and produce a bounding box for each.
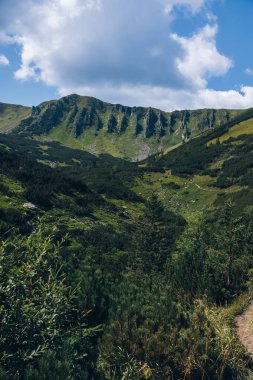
[235,301,253,354]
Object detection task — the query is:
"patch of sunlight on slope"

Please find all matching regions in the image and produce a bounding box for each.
[132,171,241,224]
[208,118,253,146]
[0,104,30,133]
[160,143,182,156]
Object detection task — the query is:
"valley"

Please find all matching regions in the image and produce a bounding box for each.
[1,98,253,379]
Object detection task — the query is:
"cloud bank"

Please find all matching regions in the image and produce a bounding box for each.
[1,0,253,110]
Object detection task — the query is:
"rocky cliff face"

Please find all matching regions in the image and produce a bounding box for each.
[14,94,241,159]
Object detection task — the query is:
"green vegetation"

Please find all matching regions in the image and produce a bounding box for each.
[6,94,241,160]
[0,103,30,133]
[208,116,253,145]
[1,101,253,378]
[0,230,98,379]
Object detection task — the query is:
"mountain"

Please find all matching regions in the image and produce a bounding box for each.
[0,102,30,133]
[3,94,241,160]
[1,102,253,378]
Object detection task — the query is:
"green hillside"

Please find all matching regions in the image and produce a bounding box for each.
[13,94,241,160]
[0,102,30,132]
[0,110,253,378]
[143,107,253,220]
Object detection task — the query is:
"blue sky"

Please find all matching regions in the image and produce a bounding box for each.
[0,0,253,111]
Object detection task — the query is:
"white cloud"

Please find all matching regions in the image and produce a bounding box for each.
[197,86,253,109]
[58,83,253,111]
[2,0,210,90]
[0,54,9,66]
[245,68,253,76]
[4,0,191,89]
[170,24,233,89]
[1,0,253,110]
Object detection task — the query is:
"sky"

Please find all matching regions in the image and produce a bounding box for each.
[0,0,253,111]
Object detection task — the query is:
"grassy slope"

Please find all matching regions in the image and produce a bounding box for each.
[0,103,31,132]
[0,133,146,239]
[1,118,253,376]
[1,105,253,232]
[35,106,242,159]
[1,100,253,233]
[133,172,242,223]
[208,117,253,145]
[137,108,253,224]
[13,94,243,160]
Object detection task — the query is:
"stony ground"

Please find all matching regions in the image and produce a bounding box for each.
[235,301,253,355]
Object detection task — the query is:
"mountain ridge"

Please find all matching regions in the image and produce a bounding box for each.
[0,94,244,160]
[1,95,253,378]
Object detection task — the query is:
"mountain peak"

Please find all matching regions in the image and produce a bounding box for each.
[0,95,243,160]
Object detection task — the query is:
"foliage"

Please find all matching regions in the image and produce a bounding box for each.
[173,202,253,304]
[0,229,97,379]
[0,112,253,379]
[9,94,241,159]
